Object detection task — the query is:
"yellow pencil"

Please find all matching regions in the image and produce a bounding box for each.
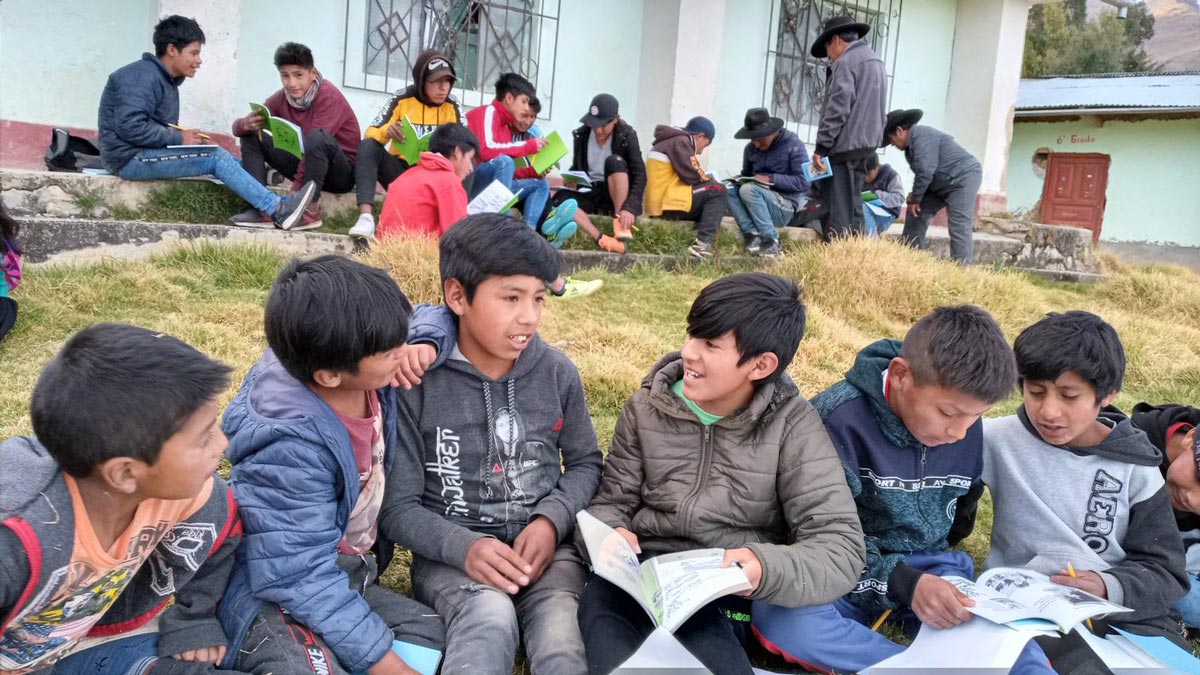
[168,123,210,140]
[1068,563,1095,631]
[871,608,893,632]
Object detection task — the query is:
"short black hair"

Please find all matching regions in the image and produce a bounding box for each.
[494,72,536,101]
[865,154,880,171]
[429,123,480,159]
[1014,310,1125,403]
[528,96,542,114]
[686,273,806,385]
[153,15,205,57]
[265,255,412,383]
[901,305,1016,404]
[31,323,231,478]
[439,213,561,302]
[274,42,315,70]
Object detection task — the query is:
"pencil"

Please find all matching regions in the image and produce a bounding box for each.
[168,123,210,141]
[871,608,893,632]
[1068,563,1095,631]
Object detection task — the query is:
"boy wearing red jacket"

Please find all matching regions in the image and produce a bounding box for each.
[378,124,479,239]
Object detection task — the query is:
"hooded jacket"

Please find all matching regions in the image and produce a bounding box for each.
[363,51,464,159]
[216,313,453,673]
[812,339,985,614]
[740,129,811,209]
[0,437,240,673]
[814,40,887,161]
[983,408,1188,625]
[466,100,541,163]
[97,53,186,173]
[866,163,906,217]
[378,151,468,240]
[569,120,647,216]
[1132,402,1200,538]
[645,125,718,216]
[380,321,603,568]
[582,354,865,607]
[903,125,981,205]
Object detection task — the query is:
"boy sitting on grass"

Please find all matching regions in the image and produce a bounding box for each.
[217,256,446,675]
[578,273,866,674]
[378,123,479,240]
[751,305,1057,674]
[0,323,241,675]
[380,213,603,675]
[985,311,1190,668]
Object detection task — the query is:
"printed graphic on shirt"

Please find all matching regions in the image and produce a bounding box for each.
[1083,469,1123,554]
[430,426,470,518]
[478,407,553,525]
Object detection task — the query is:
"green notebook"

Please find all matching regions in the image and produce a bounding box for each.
[530,130,569,175]
[390,116,432,165]
[249,103,304,159]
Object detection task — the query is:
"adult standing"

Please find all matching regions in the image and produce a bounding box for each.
[809,15,888,239]
[883,109,983,264]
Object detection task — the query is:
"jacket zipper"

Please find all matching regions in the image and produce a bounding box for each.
[679,425,714,532]
[918,446,931,529]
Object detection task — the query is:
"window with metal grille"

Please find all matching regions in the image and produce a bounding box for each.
[342,0,560,116]
[764,0,902,142]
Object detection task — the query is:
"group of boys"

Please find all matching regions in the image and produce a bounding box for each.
[6,204,1200,675]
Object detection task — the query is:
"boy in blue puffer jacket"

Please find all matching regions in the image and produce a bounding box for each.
[217,256,449,675]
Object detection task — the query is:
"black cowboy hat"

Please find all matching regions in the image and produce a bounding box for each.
[810,15,871,58]
[882,108,924,146]
[734,108,786,140]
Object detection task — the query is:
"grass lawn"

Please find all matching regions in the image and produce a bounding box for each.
[2,231,1198,669]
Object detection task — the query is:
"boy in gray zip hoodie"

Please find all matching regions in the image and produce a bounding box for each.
[379,213,603,675]
[985,311,1190,670]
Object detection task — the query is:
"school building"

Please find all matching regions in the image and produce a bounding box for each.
[1008,72,1200,247]
[1,0,1029,214]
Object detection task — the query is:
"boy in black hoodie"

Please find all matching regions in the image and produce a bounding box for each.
[351,50,463,242]
[380,213,603,674]
[0,324,241,675]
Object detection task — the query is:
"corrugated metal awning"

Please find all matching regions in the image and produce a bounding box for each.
[1015,72,1200,115]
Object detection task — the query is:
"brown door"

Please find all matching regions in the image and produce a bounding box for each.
[1040,153,1110,241]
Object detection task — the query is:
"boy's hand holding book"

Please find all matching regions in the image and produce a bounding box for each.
[912,574,975,628]
[466,538,532,594]
[1050,567,1107,598]
[368,649,421,675]
[615,526,641,553]
[173,644,226,665]
[722,548,762,594]
[513,516,558,584]
[241,111,266,132]
[387,122,406,142]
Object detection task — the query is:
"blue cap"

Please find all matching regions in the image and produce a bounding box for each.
[684,116,716,140]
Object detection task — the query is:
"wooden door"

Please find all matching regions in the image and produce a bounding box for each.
[1040,153,1110,241]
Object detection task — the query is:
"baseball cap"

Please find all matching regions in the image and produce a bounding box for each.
[425,55,456,83]
[580,93,619,128]
[685,116,716,140]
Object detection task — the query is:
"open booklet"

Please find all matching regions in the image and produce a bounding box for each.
[723,175,774,188]
[389,116,432,165]
[576,510,751,633]
[943,567,1131,634]
[466,180,523,216]
[249,103,305,158]
[801,160,833,183]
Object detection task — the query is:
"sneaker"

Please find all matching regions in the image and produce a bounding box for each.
[348,212,377,243]
[553,277,603,299]
[273,180,318,231]
[597,234,626,254]
[286,202,323,231]
[614,218,634,242]
[744,233,762,253]
[228,207,274,229]
[758,237,783,258]
[541,199,578,238]
[547,221,578,249]
[687,239,714,260]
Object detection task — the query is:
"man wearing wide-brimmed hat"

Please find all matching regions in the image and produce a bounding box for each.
[883,108,982,264]
[726,107,811,257]
[807,15,888,240]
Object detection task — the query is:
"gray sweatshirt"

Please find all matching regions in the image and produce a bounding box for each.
[903,125,981,204]
[983,408,1188,623]
[380,334,603,569]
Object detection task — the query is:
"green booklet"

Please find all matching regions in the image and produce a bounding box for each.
[724,175,773,187]
[530,130,569,175]
[390,116,432,165]
[249,103,304,159]
[862,191,879,202]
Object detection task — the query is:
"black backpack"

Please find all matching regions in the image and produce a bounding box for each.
[44,128,104,172]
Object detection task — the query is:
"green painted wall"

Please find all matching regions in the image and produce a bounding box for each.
[1009,118,1200,246]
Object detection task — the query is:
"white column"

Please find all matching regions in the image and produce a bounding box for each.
[943,0,1032,214]
[158,0,244,132]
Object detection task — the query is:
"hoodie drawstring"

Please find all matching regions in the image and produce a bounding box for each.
[482,379,518,461]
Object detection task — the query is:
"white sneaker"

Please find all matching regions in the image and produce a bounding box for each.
[349,213,377,243]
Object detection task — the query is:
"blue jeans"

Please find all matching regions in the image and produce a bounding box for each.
[752,551,1055,674]
[49,633,157,675]
[1174,572,1200,628]
[118,147,281,214]
[468,156,549,229]
[726,183,794,240]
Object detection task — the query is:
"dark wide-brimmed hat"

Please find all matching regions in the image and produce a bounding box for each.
[810,15,871,58]
[882,108,924,146]
[734,108,785,140]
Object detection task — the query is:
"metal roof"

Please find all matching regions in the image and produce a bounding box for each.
[1015,72,1200,115]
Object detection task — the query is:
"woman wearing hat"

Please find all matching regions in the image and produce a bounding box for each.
[882,108,982,264]
[727,107,811,257]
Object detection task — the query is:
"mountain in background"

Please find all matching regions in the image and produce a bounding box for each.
[1085,0,1200,71]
